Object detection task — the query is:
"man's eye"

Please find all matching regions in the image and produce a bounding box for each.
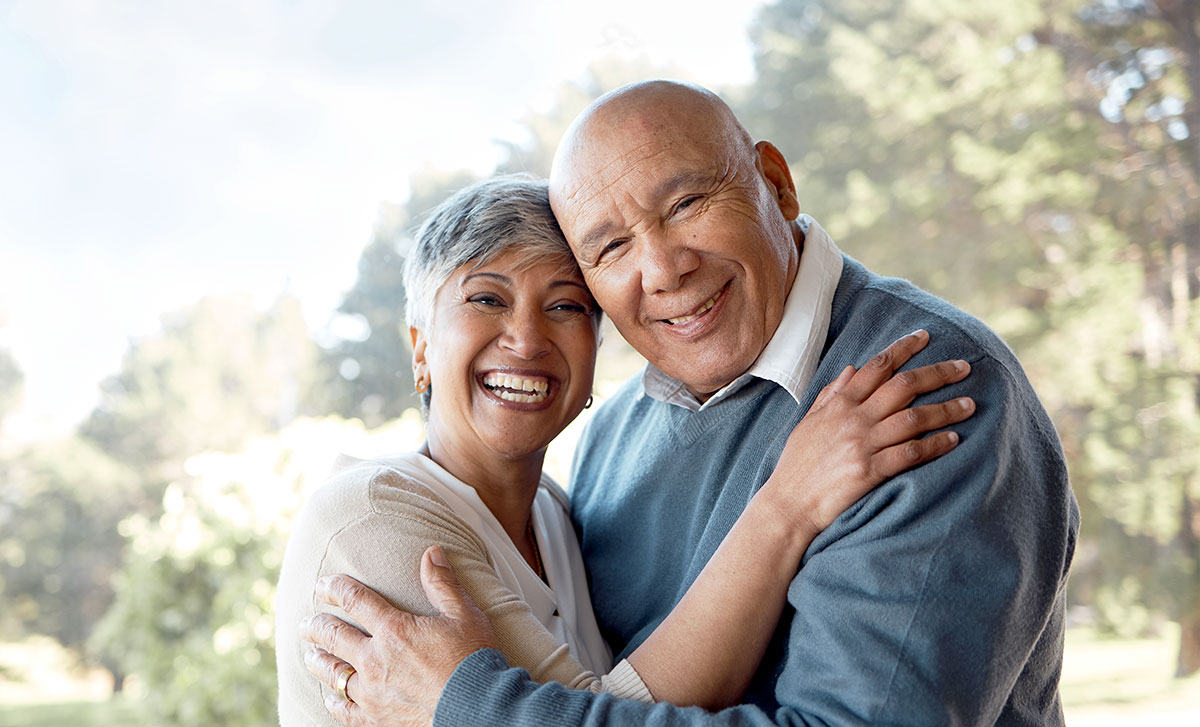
[675,196,701,214]
[598,238,627,259]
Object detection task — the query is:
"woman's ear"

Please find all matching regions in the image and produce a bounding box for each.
[755,140,800,221]
[410,326,429,385]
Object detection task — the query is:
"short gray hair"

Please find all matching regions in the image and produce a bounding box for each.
[403,175,589,332]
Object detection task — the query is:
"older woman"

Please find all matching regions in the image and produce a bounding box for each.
[275,176,972,723]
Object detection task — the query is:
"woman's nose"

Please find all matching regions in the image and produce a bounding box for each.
[499,311,552,359]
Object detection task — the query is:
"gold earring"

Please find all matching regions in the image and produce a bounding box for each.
[416,377,428,393]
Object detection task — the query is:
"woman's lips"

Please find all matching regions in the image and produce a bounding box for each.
[481,371,551,404]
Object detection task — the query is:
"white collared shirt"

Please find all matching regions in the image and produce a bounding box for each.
[640,215,845,412]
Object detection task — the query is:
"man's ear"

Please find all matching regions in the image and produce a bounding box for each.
[755,140,800,221]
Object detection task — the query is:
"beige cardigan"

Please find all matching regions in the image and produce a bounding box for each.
[275,454,651,725]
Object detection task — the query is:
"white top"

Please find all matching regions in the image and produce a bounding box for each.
[364,451,615,675]
[641,215,845,411]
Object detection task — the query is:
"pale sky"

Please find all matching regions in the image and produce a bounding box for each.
[0,0,765,440]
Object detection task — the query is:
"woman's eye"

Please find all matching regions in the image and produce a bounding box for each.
[550,301,588,314]
[468,294,504,307]
[674,196,701,214]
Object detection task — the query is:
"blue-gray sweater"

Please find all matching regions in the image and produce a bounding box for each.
[435,257,1079,726]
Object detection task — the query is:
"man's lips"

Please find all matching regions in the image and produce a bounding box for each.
[660,284,727,325]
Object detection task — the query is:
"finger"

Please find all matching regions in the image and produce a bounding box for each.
[869,397,975,449]
[316,574,406,635]
[304,646,357,697]
[864,359,971,415]
[869,430,960,480]
[811,365,856,412]
[420,546,478,621]
[324,692,363,726]
[300,613,369,662]
[840,330,930,403]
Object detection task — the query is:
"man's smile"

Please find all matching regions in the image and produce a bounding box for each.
[661,283,728,325]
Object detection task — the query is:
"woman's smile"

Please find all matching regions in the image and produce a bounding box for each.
[478,368,555,408]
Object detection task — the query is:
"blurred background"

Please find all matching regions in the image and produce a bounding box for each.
[1,0,1197,724]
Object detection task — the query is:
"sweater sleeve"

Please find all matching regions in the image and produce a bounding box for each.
[433,355,1077,726]
[276,465,651,726]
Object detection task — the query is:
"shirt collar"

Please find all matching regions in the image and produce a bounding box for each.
[639,215,845,412]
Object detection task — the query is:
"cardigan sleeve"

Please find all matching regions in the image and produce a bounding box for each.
[432,354,1077,726]
[276,464,651,727]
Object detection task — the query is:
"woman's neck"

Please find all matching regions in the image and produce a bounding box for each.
[421,429,545,552]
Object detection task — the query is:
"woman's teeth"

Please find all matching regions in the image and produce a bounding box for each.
[666,288,722,325]
[482,373,550,403]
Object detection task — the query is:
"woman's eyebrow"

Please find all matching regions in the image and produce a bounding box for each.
[548,280,589,292]
[463,271,511,284]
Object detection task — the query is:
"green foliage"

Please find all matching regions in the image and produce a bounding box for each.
[91,455,287,725]
[89,417,424,726]
[0,436,136,682]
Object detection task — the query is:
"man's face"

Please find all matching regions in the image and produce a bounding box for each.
[551,113,800,399]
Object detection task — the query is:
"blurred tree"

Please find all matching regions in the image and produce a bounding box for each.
[743,0,1199,674]
[81,293,318,504]
[91,451,288,725]
[91,416,423,726]
[0,347,20,425]
[0,436,136,690]
[0,293,321,694]
[1049,0,1200,675]
[311,170,478,427]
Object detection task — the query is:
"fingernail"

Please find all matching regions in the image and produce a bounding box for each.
[429,546,449,568]
[958,397,974,411]
[947,431,959,444]
[909,329,928,339]
[954,360,969,373]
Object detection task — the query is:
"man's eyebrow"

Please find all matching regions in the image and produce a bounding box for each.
[650,170,717,203]
[575,170,716,254]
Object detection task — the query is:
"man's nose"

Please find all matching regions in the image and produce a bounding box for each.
[499,310,552,359]
[638,232,701,295]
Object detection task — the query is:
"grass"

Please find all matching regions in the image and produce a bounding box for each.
[1061,624,1200,726]
[0,697,145,727]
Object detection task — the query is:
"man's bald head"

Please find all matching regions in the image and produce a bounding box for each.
[549,80,756,209]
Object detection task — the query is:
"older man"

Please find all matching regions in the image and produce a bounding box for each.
[305,80,1078,726]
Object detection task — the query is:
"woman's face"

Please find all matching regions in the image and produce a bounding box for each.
[413,248,600,461]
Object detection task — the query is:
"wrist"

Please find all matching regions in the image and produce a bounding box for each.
[749,481,823,560]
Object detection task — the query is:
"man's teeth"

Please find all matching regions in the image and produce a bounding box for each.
[666,289,722,325]
[482,373,550,402]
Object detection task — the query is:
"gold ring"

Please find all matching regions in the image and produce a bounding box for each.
[335,663,356,703]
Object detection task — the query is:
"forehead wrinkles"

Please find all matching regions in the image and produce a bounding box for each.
[563,138,675,211]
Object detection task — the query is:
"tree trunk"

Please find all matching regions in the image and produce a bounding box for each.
[1178,483,1200,677]
[1178,600,1200,677]
[103,658,126,694]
